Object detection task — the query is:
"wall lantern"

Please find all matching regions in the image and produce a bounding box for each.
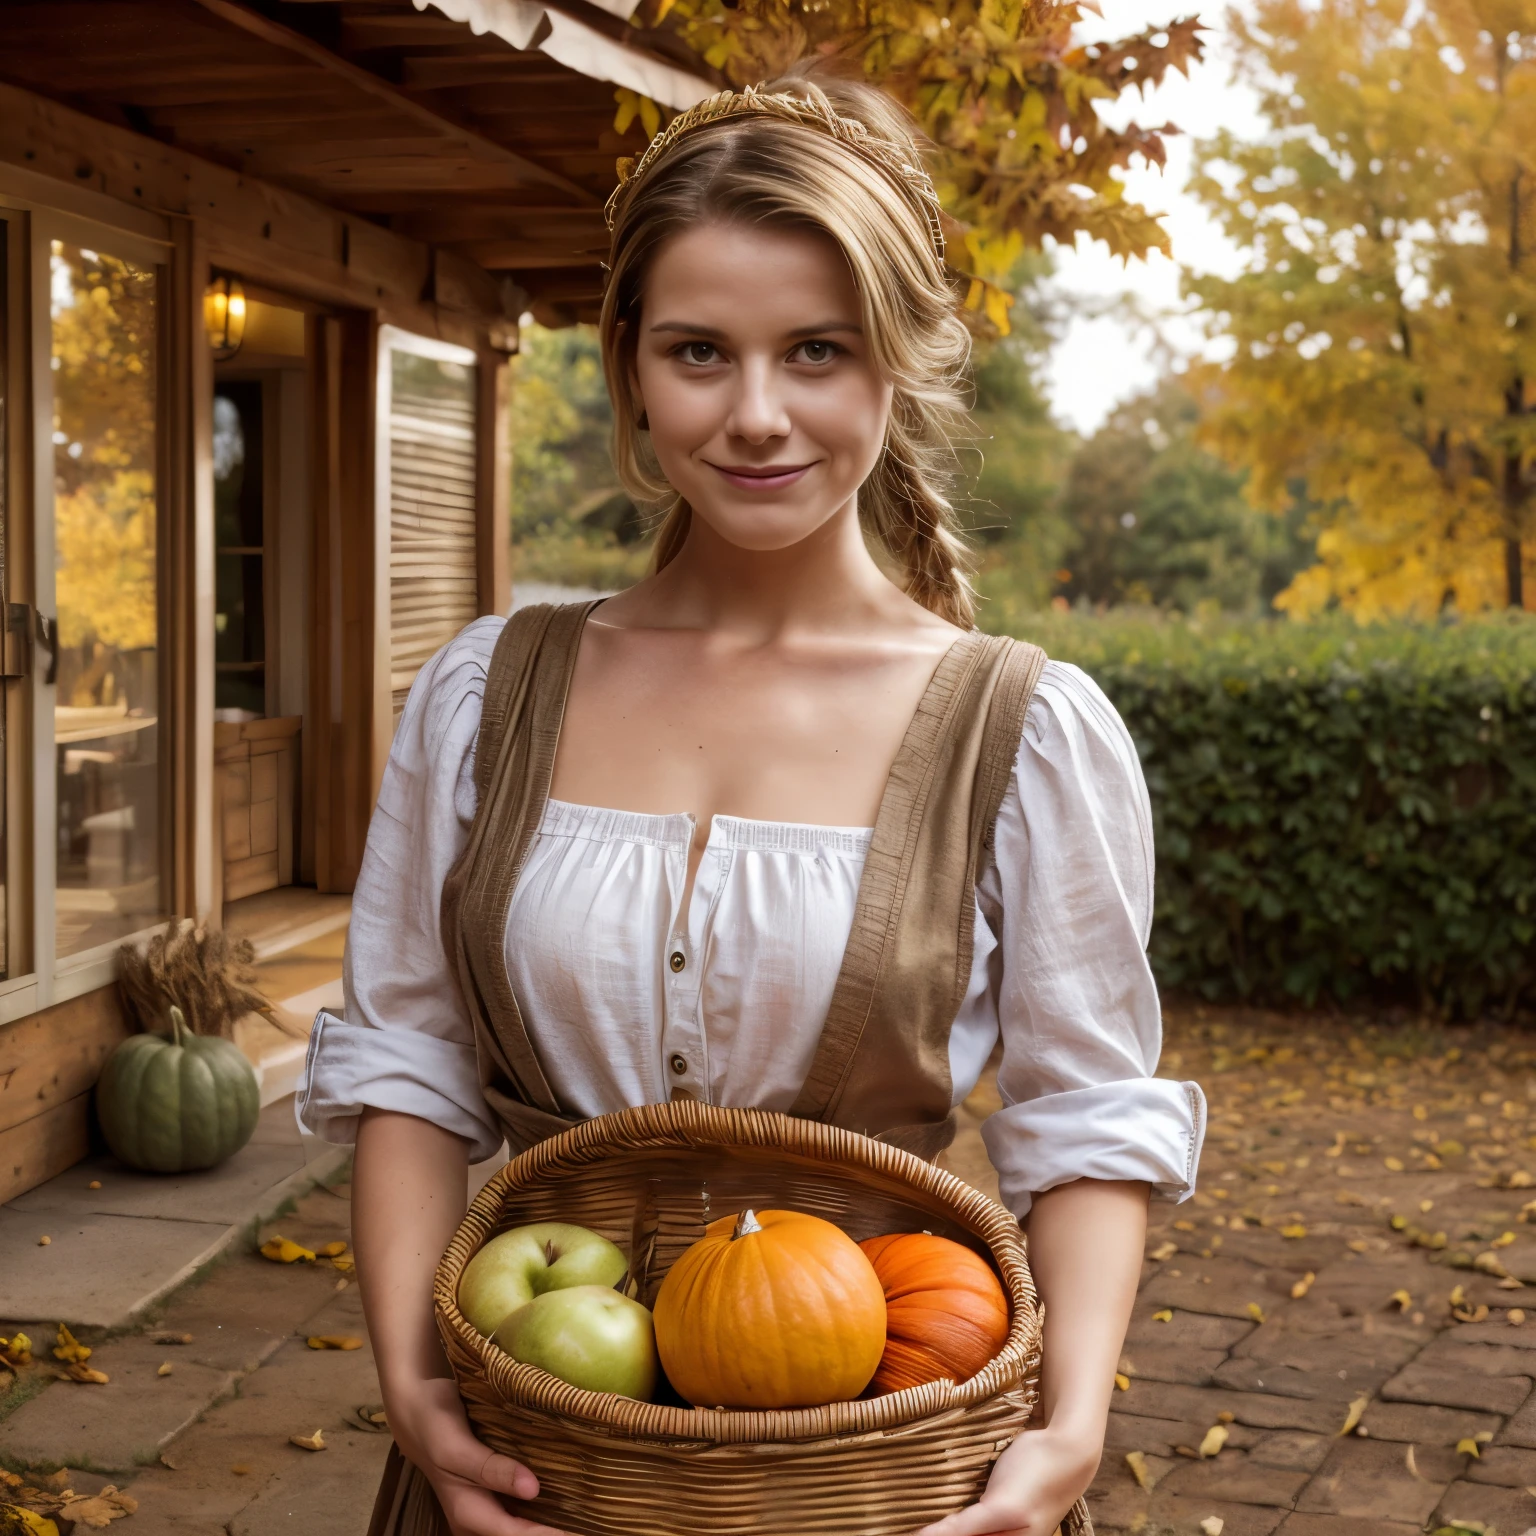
[203,274,247,360]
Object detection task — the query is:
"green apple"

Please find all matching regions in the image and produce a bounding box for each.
[458,1222,628,1338]
[494,1284,658,1400]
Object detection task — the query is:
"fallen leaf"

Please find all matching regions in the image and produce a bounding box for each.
[1457,1437,1482,1457]
[58,1486,136,1528]
[1199,1424,1229,1458]
[1453,1304,1491,1324]
[1389,1289,1412,1312]
[1500,1276,1525,1289]
[1114,1373,1130,1391]
[1420,1199,1435,1213]
[1247,1303,1266,1323]
[355,1406,389,1431]
[36,1237,50,1248]
[1173,1220,1196,1232]
[289,1429,326,1452]
[1326,1131,1347,1158]
[1493,1231,1517,1249]
[1384,1157,1405,1172]
[1280,1224,1308,1239]
[1152,1309,1173,1323]
[1124,1450,1158,1492]
[152,1332,193,1345]
[1148,1241,1178,1262]
[1406,1444,1424,1479]
[1291,1272,1316,1300]
[64,1365,109,1384]
[330,1253,356,1274]
[1511,1171,1534,1188]
[0,1505,60,1535]
[1,1334,32,1368]
[1390,1214,1409,1231]
[1200,1518,1225,1536]
[1450,1285,1468,1307]
[1339,1394,1369,1436]
[1511,1309,1527,1326]
[88,1180,101,1190]
[1347,1238,1372,1252]
[230,1465,251,1476]
[52,1324,90,1365]
[259,1236,315,1265]
[306,1336,363,1351]
[316,1241,348,1259]
[1475,1252,1511,1278]
[157,1362,173,1376]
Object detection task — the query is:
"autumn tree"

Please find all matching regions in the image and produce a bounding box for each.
[625,0,1203,330]
[1186,0,1536,615]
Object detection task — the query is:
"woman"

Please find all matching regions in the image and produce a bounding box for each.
[299,71,1205,1536]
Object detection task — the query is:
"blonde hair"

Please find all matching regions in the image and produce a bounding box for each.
[598,69,977,627]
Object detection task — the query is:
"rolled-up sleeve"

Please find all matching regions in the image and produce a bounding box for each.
[979,660,1205,1217]
[294,617,505,1162]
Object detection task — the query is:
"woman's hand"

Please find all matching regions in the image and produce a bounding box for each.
[390,1377,565,1536]
[913,1423,1099,1536]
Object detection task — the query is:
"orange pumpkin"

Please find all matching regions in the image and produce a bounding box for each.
[653,1208,886,1409]
[858,1232,1010,1394]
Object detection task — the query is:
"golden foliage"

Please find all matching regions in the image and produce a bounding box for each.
[1187,0,1536,614]
[624,0,1204,324]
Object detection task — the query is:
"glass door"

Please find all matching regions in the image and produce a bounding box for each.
[47,237,165,960]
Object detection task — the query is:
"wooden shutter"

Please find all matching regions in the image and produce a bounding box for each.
[387,348,479,722]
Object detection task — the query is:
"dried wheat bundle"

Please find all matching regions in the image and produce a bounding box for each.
[118,919,295,1038]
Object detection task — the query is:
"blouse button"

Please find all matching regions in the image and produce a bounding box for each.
[669,1053,689,1076]
[669,951,686,973]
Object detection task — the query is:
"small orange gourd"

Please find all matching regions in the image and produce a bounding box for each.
[653,1208,886,1409]
[859,1232,1010,1394]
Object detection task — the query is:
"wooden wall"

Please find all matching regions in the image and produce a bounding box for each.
[0,988,131,1204]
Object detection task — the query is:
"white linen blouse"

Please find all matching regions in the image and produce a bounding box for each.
[297,617,1206,1217]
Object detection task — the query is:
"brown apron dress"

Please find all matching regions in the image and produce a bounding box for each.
[369,601,1047,1536]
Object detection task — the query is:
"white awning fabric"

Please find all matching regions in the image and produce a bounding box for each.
[417,0,713,111]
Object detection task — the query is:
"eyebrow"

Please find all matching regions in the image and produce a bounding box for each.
[647,320,864,339]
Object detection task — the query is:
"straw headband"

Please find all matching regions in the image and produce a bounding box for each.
[603,85,947,265]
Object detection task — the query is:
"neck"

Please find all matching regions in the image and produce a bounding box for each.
[633,496,904,639]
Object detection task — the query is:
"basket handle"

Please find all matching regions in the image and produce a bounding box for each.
[1061,1496,1093,1536]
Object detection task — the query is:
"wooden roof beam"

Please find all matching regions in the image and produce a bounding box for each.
[187,0,599,204]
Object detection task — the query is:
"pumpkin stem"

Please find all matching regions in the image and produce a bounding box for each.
[732,1209,763,1240]
[168,1005,190,1047]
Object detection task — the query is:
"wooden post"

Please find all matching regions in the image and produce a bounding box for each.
[477,349,512,618]
[305,311,378,893]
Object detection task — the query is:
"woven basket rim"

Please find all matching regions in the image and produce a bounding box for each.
[434,1102,1040,1445]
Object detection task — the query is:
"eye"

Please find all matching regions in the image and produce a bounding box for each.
[792,340,841,365]
[677,341,719,365]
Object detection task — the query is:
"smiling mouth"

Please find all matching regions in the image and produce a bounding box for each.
[706,462,817,490]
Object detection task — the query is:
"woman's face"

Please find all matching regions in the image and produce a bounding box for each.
[631,220,894,553]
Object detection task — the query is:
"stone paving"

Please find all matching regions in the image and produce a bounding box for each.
[5,1006,1536,1534]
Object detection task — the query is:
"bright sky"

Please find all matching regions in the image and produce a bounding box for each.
[1043,1,1269,434]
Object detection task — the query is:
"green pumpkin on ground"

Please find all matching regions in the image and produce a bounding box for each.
[96,1005,260,1172]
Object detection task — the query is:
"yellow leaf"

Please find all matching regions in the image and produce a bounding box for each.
[1474,1252,1510,1278]
[963,278,984,312]
[1457,1437,1481,1457]
[1290,1271,1316,1300]
[612,86,638,135]
[1389,1289,1412,1311]
[1450,1285,1468,1307]
[1493,1231,1517,1248]
[315,1242,348,1259]
[1,1506,60,1536]
[1247,1303,1266,1323]
[307,1336,363,1351]
[1280,1224,1307,1239]
[638,95,661,141]
[289,1430,326,1452]
[157,1363,173,1377]
[52,1487,135,1529]
[1124,1450,1158,1491]
[1200,1519,1225,1536]
[1114,1372,1130,1391]
[1390,1214,1409,1231]
[51,1324,91,1365]
[1174,1220,1196,1232]
[1199,1424,1229,1458]
[0,1333,32,1367]
[64,1365,109,1384]
[1347,1238,1371,1253]
[1510,1308,1526,1325]
[259,1236,315,1265]
[1149,1240,1178,1261]
[1152,1309,1173,1323]
[1384,1157,1404,1172]
[330,1253,356,1274]
[1338,1393,1368,1436]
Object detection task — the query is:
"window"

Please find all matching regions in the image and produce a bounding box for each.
[213,381,266,715]
[49,241,164,959]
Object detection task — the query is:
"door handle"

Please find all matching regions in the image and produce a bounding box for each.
[0,598,31,679]
[34,610,58,686]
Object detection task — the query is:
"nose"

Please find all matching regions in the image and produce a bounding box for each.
[725,354,791,444]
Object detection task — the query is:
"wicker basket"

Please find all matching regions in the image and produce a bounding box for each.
[435,1101,1092,1536]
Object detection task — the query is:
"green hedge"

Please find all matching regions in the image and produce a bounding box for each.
[980,606,1536,1017]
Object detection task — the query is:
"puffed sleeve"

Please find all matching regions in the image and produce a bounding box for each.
[978,660,1206,1217]
[294,616,506,1161]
